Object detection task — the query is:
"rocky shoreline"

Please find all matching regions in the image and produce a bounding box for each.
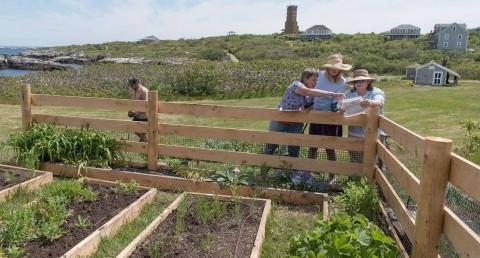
[0,50,189,72]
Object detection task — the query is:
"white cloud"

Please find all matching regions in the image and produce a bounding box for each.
[1,0,479,46]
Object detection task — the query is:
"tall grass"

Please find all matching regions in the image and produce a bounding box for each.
[7,124,123,169]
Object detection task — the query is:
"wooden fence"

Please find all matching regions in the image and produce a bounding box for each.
[20,84,480,258]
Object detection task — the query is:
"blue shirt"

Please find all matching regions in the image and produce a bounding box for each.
[346,87,385,137]
[313,70,346,111]
[277,81,313,111]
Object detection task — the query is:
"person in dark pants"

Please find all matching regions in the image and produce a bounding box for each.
[308,54,352,183]
[127,77,149,142]
[264,68,345,157]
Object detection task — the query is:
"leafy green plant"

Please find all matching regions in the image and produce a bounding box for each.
[8,124,124,169]
[289,213,399,258]
[113,180,140,193]
[206,169,252,187]
[333,178,379,222]
[459,120,480,163]
[5,246,25,258]
[196,197,214,225]
[175,201,187,236]
[2,170,15,184]
[75,215,91,230]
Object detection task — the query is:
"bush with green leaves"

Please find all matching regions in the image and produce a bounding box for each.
[8,124,123,169]
[459,120,480,163]
[205,169,252,187]
[289,213,399,258]
[333,178,379,222]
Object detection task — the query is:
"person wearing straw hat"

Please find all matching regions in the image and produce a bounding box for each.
[342,69,385,163]
[263,68,345,158]
[308,54,352,183]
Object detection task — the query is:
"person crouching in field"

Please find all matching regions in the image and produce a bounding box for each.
[263,68,345,158]
[342,69,385,163]
[308,54,352,183]
[127,77,149,142]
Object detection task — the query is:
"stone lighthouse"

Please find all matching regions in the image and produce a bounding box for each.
[284,5,299,34]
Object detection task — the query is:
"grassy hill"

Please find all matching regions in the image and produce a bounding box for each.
[49,32,480,78]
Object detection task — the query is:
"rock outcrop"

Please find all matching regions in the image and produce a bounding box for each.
[0,56,8,69]
[6,56,71,71]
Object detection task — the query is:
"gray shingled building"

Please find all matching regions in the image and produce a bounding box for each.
[415,61,460,86]
[388,24,421,40]
[302,25,332,40]
[427,23,468,51]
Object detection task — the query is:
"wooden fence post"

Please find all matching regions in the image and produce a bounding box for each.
[412,137,452,258]
[362,107,380,181]
[21,84,32,130]
[147,91,158,170]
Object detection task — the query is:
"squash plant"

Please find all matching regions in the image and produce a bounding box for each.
[289,213,399,258]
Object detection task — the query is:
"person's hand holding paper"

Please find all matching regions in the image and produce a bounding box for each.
[339,96,365,117]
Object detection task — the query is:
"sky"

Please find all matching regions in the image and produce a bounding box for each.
[1,0,479,47]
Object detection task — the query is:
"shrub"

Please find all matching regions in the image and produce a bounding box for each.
[8,124,123,169]
[289,213,399,258]
[459,120,480,163]
[200,47,225,61]
[333,178,379,222]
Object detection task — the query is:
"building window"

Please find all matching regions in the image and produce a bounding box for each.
[458,34,462,40]
[444,42,448,48]
[444,34,449,40]
[453,26,456,32]
[457,41,462,48]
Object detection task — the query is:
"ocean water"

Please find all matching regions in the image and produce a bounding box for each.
[0,46,81,77]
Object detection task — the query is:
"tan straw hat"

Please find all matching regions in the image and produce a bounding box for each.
[347,69,377,84]
[320,54,352,71]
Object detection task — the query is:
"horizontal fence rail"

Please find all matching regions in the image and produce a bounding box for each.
[157,101,367,126]
[158,123,365,151]
[18,86,480,258]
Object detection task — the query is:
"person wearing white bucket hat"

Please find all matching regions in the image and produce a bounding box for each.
[342,69,385,163]
[308,54,351,183]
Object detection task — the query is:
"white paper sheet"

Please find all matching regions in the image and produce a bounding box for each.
[340,96,364,117]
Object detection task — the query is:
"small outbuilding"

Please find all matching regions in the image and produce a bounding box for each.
[405,63,421,80]
[415,61,460,86]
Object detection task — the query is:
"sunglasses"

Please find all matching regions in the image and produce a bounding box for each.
[354,80,368,84]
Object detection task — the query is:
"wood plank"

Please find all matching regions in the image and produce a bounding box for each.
[443,207,480,258]
[21,84,32,130]
[450,153,480,203]
[378,201,410,258]
[62,187,157,257]
[375,167,415,240]
[251,199,272,258]
[147,91,159,170]
[379,116,425,162]
[157,144,364,176]
[32,113,148,133]
[322,198,330,221]
[116,193,186,258]
[0,171,53,202]
[158,123,365,151]
[40,162,328,205]
[120,141,148,154]
[412,137,452,258]
[31,94,148,112]
[157,102,367,126]
[362,107,380,181]
[377,141,420,201]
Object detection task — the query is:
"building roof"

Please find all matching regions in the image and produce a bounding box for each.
[305,25,332,32]
[434,23,467,32]
[406,63,421,68]
[416,61,460,78]
[392,24,420,30]
[139,35,160,41]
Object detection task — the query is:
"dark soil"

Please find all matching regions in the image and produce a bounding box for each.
[0,168,35,191]
[112,165,177,177]
[25,184,148,257]
[131,196,265,258]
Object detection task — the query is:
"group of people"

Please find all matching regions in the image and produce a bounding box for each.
[264,54,385,183]
[126,53,385,184]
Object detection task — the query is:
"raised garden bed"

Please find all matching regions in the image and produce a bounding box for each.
[0,177,156,257]
[39,162,328,205]
[0,164,52,202]
[117,192,271,258]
